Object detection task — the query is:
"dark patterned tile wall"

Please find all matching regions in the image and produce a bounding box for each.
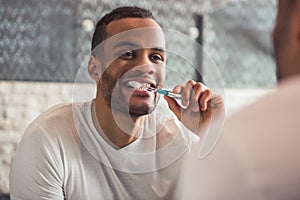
[0,0,276,87]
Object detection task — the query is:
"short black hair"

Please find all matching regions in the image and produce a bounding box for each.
[91,6,155,51]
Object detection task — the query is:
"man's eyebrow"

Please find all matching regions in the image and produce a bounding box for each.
[152,47,165,53]
[112,41,139,50]
[112,41,165,53]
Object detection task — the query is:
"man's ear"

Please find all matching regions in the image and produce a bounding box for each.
[88,55,100,82]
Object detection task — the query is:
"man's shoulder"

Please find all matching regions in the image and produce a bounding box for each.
[223,75,300,143]
[230,75,300,118]
[277,75,300,96]
[35,102,74,123]
[21,101,92,143]
[32,101,92,131]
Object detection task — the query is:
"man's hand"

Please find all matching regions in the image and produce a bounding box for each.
[164,80,224,136]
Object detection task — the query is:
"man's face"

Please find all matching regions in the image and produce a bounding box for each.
[96,18,166,117]
[273,0,300,81]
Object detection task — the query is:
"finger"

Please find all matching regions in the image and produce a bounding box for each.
[181,80,195,107]
[172,85,184,94]
[199,89,211,111]
[190,82,203,112]
[164,95,182,120]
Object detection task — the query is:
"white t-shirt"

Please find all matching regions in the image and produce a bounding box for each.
[10,100,197,200]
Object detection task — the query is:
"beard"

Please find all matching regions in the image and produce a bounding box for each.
[128,103,157,117]
[100,69,158,117]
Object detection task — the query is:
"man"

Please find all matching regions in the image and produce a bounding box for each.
[10,6,223,199]
[179,0,300,199]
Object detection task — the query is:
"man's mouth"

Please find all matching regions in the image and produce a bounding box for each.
[125,80,157,91]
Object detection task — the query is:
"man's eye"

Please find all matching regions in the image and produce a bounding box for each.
[120,51,135,59]
[151,54,164,62]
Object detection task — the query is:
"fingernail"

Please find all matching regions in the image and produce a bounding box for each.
[193,106,199,112]
[182,100,188,107]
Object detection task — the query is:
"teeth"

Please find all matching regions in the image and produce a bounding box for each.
[127,81,151,90]
[143,83,151,88]
[140,84,150,91]
[127,81,141,88]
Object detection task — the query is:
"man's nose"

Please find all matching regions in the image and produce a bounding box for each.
[131,55,155,74]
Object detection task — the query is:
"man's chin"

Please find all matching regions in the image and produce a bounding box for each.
[128,104,156,117]
[110,99,157,117]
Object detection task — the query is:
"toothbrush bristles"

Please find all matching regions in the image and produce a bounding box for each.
[128,81,155,91]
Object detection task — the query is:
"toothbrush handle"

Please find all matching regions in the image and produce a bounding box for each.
[167,92,182,100]
[156,89,182,100]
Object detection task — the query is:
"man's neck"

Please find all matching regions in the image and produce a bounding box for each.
[93,99,144,148]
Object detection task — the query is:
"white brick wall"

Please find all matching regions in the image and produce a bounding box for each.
[0,81,74,194]
[0,81,271,194]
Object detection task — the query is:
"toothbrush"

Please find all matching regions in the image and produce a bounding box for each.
[127,81,182,100]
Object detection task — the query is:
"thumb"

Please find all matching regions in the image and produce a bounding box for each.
[164,95,182,120]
